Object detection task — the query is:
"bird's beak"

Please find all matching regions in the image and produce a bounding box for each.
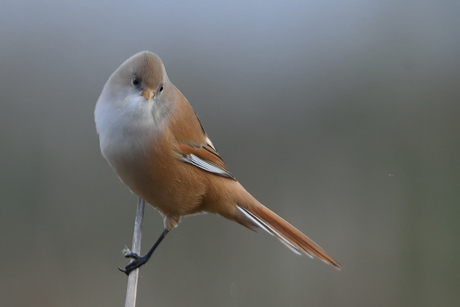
[142,88,154,100]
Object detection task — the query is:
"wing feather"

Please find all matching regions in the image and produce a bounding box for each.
[177,143,235,180]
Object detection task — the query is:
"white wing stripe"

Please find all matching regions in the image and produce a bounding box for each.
[180,154,235,179]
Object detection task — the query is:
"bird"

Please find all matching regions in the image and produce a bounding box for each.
[95,51,341,275]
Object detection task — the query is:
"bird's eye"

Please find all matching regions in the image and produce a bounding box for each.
[132,77,140,86]
[159,85,164,92]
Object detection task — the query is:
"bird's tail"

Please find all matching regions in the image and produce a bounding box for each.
[233,187,341,269]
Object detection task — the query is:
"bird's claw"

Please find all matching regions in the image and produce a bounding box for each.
[119,253,148,276]
[124,252,140,260]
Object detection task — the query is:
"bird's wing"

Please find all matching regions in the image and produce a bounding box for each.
[168,99,235,180]
[177,142,235,179]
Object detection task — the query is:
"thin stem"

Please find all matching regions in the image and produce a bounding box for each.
[124,198,145,307]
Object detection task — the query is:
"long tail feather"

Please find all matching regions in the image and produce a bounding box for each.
[235,191,341,269]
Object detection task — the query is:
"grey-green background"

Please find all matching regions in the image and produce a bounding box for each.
[1,1,459,306]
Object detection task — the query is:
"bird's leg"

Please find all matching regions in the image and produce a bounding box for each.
[119,228,170,275]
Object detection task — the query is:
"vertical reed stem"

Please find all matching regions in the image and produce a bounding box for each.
[124,198,145,307]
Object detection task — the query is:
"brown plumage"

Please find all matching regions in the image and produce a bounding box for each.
[95,51,341,274]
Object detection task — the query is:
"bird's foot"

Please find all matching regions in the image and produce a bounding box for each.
[118,252,148,276]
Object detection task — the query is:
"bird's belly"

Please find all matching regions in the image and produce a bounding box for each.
[105,142,206,218]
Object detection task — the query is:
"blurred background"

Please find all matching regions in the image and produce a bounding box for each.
[1,1,459,306]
